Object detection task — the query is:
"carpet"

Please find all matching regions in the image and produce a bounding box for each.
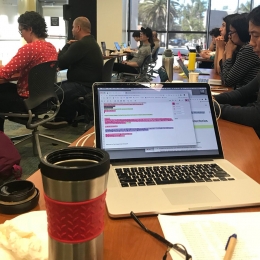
[4,120,87,180]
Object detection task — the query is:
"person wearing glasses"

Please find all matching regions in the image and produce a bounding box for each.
[0,11,57,132]
[214,5,260,138]
[214,13,240,75]
[219,13,260,89]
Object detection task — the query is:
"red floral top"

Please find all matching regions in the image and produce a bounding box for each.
[0,41,57,97]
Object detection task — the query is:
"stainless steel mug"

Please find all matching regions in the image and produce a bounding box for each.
[162,49,174,82]
[40,147,110,260]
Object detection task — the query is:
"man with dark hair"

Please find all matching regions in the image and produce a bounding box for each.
[43,16,103,128]
[113,27,153,74]
[214,5,260,137]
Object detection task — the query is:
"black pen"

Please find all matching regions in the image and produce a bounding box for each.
[224,233,237,260]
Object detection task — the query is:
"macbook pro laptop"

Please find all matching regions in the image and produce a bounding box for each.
[93,82,260,218]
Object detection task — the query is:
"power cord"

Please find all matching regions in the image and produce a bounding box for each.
[75,132,95,147]
[213,98,221,120]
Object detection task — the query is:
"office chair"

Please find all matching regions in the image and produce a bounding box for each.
[147,47,160,78]
[72,58,116,128]
[0,61,70,158]
[121,54,152,82]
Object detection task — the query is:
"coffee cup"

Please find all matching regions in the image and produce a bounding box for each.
[189,72,199,83]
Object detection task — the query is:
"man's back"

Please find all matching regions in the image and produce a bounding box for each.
[58,35,103,87]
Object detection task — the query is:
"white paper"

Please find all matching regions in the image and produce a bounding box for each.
[158,212,260,260]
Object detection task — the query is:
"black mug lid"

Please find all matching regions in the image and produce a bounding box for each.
[40,147,110,181]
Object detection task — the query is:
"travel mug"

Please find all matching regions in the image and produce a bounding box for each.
[40,147,110,260]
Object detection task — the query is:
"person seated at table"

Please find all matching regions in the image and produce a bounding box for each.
[219,13,260,89]
[113,27,153,75]
[43,16,103,129]
[213,5,260,138]
[200,28,220,59]
[0,11,57,132]
[214,13,239,75]
[152,30,160,55]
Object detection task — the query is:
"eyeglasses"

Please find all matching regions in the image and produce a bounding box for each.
[18,28,24,35]
[228,31,237,36]
[18,23,28,35]
[130,211,192,260]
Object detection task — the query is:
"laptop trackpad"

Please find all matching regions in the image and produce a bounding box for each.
[162,186,220,205]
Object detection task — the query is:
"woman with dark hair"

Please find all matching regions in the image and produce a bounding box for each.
[213,5,260,137]
[0,11,57,131]
[214,13,239,74]
[219,13,260,88]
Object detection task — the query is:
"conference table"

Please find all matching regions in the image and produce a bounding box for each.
[1,119,260,259]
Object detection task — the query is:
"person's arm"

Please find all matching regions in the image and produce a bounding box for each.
[122,60,139,67]
[214,36,225,74]
[131,46,150,67]
[214,72,260,106]
[0,44,33,79]
[220,45,260,87]
[58,40,85,69]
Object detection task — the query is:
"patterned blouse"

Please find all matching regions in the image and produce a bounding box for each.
[0,41,57,97]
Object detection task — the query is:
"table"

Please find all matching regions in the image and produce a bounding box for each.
[1,120,260,259]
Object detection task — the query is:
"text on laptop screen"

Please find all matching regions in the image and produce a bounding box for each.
[96,86,220,161]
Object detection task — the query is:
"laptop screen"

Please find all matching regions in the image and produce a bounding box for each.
[177,58,190,78]
[93,83,223,162]
[101,42,106,56]
[114,42,121,51]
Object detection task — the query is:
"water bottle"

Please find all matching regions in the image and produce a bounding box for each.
[162,49,173,81]
[188,50,196,71]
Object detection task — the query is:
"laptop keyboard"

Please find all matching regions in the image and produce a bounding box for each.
[115,164,235,187]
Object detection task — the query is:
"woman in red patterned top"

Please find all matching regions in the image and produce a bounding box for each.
[0,11,57,131]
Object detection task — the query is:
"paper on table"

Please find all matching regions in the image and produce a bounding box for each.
[158,212,260,260]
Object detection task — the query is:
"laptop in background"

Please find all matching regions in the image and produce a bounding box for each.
[101,41,106,56]
[177,58,210,75]
[114,42,121,52]
[93,82,260,218]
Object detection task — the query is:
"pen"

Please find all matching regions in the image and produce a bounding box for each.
[223,233,237,260]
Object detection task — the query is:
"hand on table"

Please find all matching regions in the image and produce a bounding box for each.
[200,50,211,59]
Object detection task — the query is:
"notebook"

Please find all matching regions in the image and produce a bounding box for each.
[93,82,260,218]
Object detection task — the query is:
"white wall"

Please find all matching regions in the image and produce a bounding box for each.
[97,0,127,50]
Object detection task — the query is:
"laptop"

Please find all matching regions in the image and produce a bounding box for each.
[177,58,210,76]
[93,82,260,218]
[101,41,106,56]
[114,42,121,52]
[177,58,222,85]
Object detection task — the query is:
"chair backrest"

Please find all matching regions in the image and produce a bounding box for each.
[102,58,116,82]
[152,47,160,62]
[140,54,152,74]
[24,61,58,111]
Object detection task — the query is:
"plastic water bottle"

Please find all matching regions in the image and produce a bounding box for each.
[162,49,173,81]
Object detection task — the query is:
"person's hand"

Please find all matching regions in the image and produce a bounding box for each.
[215,36,225,50]
[67,40,77,44]
[225,40,237,58]
[200,50,211,59]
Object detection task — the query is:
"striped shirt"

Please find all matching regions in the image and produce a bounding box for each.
[220,44,260,88]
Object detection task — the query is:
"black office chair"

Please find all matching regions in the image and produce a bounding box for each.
[121,54,152,82]
[0,61,70,158]
[102,58,116,81]
[147,47,160,78]
[72,58,116,128]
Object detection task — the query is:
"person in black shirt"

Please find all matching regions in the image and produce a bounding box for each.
[44,17,103,128]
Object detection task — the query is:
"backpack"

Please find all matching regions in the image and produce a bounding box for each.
[0,131,22,184]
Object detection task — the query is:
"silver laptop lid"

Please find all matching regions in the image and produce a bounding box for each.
[93,82,223,163]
